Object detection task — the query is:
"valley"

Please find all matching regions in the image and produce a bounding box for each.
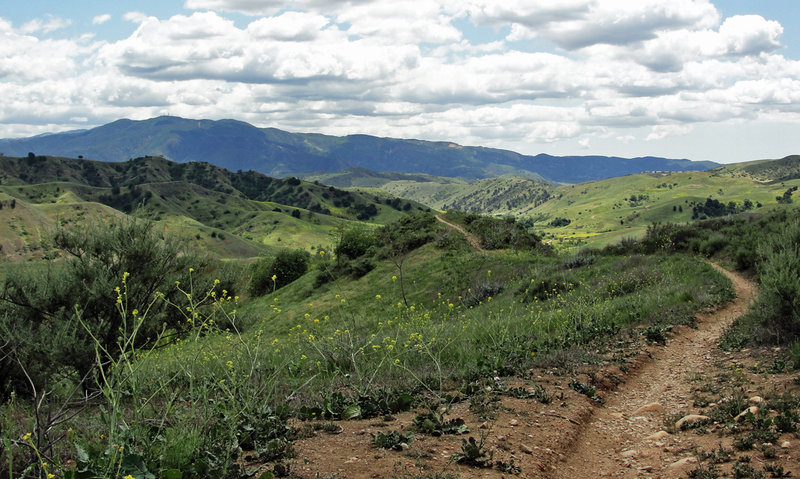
[1,141,799,479]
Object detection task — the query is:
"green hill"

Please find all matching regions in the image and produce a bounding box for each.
[530,167,800,249]
[0,155,429,262]
[305,169,554,214]
[710,155,800,182]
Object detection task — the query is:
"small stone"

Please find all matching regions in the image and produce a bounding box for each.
[521,444,533,455]
[647,431,670,441]
[634,403,664,415]
[399,443,409,451]
[734,406,759,422]
[479,421,489,429]
[667,457,697,470]
[748,396,765,405]
[781,441,791,449]
[675,414,710,430]
[509,419,519,426]
[621,449,639,458]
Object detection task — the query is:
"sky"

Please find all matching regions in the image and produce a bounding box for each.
[1,1,799,164]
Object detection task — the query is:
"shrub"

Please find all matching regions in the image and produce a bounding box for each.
[549,217,571,227]
[249,249,310,296]
[0,218,201,397]
[335,226,376,261]
[752,220,800,342]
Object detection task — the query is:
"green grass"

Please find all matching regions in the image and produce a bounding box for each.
[0,209,741,479]
[533,170,800,249]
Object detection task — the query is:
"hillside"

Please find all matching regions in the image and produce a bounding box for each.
[0,116,718,183]
[530,167,800,248]
[305,158,800,251]
[306,168,554,214]
[710,154,800,182]
[0,155,428,262]
[3,153,800,479]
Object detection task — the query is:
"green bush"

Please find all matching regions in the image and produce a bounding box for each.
[249,249,310,296]
[753,220,800,342]
[0,218,201,397]
[335,226,376,261]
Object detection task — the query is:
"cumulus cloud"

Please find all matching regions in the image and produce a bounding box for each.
[19,15,72,34]
[92,14,112,25]
[471,0,719,50]
[646,124,693,141]
[94,11,421,86]
[246,12,330,41]
[1,1,800,163]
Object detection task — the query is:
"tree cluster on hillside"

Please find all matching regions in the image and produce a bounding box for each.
[690,197,754,220]
[443,211,544,251]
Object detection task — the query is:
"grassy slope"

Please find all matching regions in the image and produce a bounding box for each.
[305,157,800,252]
[306,169,556,215]
[0,156,429,262]
[528,169,800,249]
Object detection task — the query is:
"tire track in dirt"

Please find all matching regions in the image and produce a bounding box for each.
[547,264,757,478]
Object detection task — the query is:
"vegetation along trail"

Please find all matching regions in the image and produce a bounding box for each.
[549,265,757,478]
[434,214,485,252]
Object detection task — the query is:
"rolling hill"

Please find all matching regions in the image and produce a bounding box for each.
[530,161,800,249]
[306,169,555,215]
[0,155,429,262]
[0,116,718,183]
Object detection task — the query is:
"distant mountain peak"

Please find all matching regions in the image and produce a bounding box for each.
[0,116,718,183]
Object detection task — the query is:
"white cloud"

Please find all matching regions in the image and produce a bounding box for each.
[718,15,783,56]
[246,12,330,41]
[470,0,720,50]
[336,1,463,44]
[646,124,693,141]
[124,12,149,24]
[92,14,112,25]
[1,1,800,164]
[19,15,72,34]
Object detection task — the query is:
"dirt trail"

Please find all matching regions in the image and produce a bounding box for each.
[284,265,780,479]
[548,265,757,479]
[435,214,485,252]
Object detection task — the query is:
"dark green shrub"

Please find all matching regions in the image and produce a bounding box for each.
[0,218,201,397]
[549,217,571,227]
[249,249,310,296]
[462,281,504,308]
[335,227,376,261]
[376,213,437,257]
[752,219,800,342]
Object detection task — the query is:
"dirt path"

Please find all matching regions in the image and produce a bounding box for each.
[282,265,790,479]
[435,214,485,252]
[548,264,757,479]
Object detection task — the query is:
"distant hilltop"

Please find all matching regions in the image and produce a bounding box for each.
[0,116,719,183]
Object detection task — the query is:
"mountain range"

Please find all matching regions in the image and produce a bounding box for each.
[0,116,718,183]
